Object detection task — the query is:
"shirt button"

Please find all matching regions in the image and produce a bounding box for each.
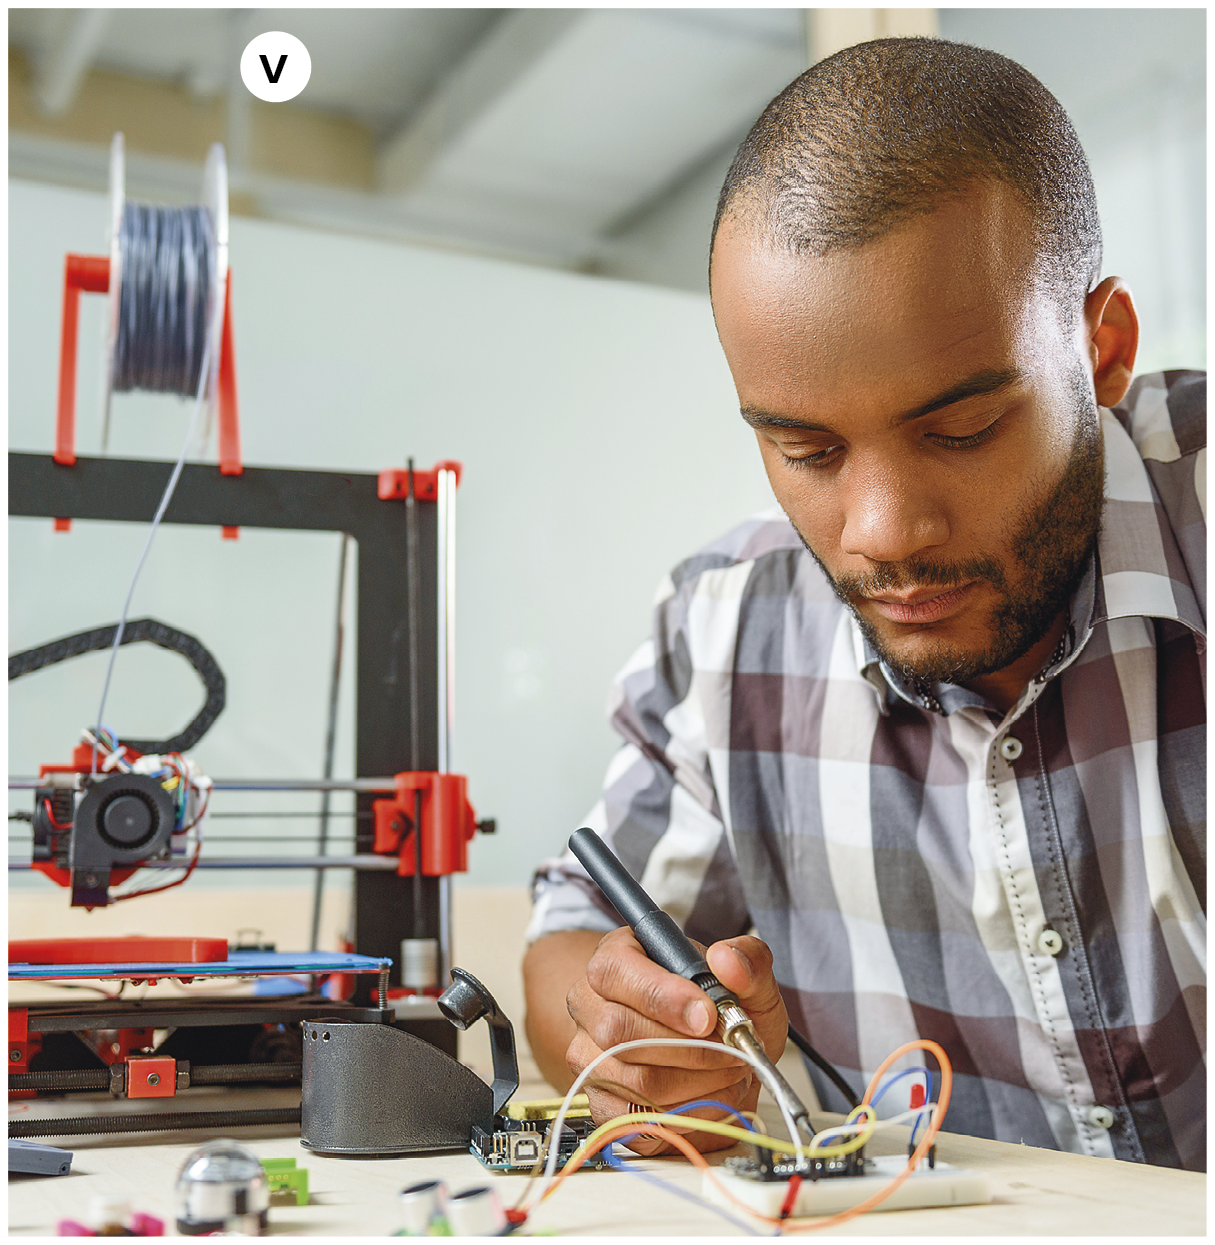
[1088,1105,1115,1130]
[1000,736,1023,761]
[1037,929,1063,956]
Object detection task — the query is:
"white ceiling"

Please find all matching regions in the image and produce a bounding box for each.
[8,8,809,280]
[9,8,506,132]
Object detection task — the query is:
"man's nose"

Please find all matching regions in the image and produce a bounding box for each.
[838,454,949,565]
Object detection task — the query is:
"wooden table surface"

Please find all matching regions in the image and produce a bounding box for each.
[9,1092,1204,1237]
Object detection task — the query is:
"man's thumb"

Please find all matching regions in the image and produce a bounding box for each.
[706,936,777,1005]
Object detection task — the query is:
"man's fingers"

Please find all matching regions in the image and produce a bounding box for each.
[705,936,774,1006]
[583,927,717,1039]
[580,1070,760,1158]
[566,1033,753,1104]
[566,979,741,1068]
[707,936,786,1012]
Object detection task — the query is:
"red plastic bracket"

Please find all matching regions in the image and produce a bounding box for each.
[54,253,242,477]
[216,271,242,476]
[127,1055,177,1099]
[372,772,477,877]
[7,1008,40,1098]
[55,255,110,467]
[377,460,463,503]
[9,1007,29,1072]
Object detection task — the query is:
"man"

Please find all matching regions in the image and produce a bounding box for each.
[523,38,1205,1171]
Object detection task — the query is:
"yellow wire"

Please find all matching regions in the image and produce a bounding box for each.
[566,1102,877,1174]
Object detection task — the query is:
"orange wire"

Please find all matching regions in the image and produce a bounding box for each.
[781,1038,953,1233]
[528,1038,954,1236]
[533,1122,770,1221]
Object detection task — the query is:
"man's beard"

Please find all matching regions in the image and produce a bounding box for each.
[794,400,1104,688]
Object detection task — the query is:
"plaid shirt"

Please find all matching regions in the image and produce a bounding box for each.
[528,371,1206,1171]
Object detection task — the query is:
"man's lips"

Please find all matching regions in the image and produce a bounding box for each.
[860,581,978,625]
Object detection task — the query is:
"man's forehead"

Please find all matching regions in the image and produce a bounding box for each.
[717,188,1044,338]
[710,182,1040,311]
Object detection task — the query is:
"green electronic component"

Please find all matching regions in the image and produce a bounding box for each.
[261,1157,309,1206]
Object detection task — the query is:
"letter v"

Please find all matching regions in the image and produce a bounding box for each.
[260,53,288,84]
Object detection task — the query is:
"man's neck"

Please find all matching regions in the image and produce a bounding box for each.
[963,611,1070,715]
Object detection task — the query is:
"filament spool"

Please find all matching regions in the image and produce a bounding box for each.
[101,133,230,454]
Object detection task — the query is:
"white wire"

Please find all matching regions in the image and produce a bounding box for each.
[534,1036,801,1206]
[806,1104,936,1153]
[91,323,216,773]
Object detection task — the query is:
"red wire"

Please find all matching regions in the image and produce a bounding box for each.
[41,797,73,831]
[111,789,210,902]
[779,1173,803,1220]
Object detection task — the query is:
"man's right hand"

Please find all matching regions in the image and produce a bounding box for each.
[526,925,789,1156]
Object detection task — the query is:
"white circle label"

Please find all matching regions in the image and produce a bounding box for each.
[240,32,311,103]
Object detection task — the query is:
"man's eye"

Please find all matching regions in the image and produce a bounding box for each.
[778,444,843,469]
[927,420,1001,450]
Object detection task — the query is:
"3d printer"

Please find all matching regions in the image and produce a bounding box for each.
[8,136,494,1143]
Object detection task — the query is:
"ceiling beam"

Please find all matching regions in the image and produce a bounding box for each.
[32,8,112,116]
[377,9,586,195]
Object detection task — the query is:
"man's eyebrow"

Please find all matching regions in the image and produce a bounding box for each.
[739,407,835,433]
[895,367,1023,423]
[738,367,1023,432]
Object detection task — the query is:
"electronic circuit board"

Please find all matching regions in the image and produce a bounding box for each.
[708,1153,991,1217]
[471,1096,613,1173]
[732,1145,870,1183]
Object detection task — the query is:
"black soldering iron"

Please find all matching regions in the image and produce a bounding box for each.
[568,826,816,1141]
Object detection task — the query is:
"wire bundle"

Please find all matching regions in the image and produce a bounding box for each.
[111,202,215,398]
[514,1037,953,1235]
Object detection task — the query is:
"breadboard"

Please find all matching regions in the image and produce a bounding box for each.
[704,1154,990,1218]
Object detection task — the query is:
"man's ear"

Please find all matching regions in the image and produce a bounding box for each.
[1082,276,1139,408]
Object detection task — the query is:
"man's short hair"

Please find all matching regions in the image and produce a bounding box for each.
[711,37,1103,320]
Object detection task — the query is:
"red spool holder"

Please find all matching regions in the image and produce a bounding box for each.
[54,253,242,476]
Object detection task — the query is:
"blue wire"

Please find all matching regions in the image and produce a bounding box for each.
[601,1143,771,1236]
[869,1066,932,1109]
[651,1099,757,1131]
[908,1109,931,1151]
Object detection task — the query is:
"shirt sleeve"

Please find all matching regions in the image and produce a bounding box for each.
[526,566,753,948]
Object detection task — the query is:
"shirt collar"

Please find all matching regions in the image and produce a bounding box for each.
[855,409,1202,717]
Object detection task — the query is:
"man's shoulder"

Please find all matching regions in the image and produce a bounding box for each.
[1103,369,1205,629]
[1109,370,1206,462]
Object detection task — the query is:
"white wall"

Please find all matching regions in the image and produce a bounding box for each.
[8,179,774,896]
